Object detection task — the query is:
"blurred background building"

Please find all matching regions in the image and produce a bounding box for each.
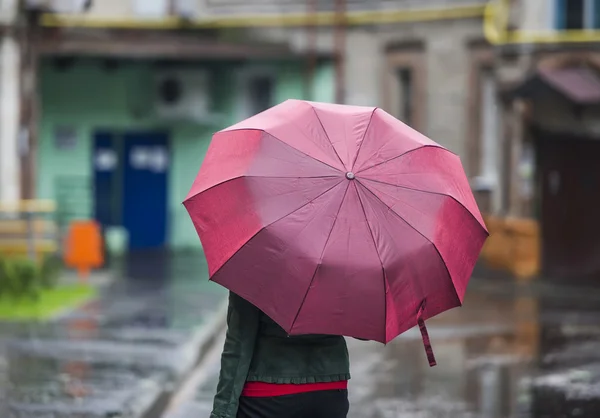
[484,0,600,284]
[1,0,599,283]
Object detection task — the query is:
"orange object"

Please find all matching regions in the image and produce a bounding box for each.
[63,220,104,279]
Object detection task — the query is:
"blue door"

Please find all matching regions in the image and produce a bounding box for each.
[122,132,169,250]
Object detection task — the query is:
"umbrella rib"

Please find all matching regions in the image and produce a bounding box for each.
[356,179,462,308]
[355,144,446,175]
[309,105,347,170]
[289,181,351,334]
[359,177,488,234]
[207,179,346,284]
[223,128,344,174]
[184,175,340,203]
[354,183,388,342]
[350,108,377,171]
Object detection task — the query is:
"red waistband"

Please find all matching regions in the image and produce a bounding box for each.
[241,380,348,398]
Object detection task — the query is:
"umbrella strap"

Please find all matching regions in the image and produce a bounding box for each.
[417,301,437,367]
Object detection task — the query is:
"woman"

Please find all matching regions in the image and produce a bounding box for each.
[210,292,351,418]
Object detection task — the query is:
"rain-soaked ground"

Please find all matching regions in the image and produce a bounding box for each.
[0,251,227,418]
[170,276,600,418]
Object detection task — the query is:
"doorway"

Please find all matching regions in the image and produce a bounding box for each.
[92,131,169,251]
[537,133,600,280]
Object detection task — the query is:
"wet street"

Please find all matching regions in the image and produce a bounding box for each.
[0,251,227,418]
[2,250,600,418]
[169,277,600,418]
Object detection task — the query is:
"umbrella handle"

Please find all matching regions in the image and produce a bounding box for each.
[417,301,437,367]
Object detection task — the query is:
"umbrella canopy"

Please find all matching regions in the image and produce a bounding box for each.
[184,99,488,366]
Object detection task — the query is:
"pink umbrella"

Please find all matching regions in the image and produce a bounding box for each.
[184,99,488,366]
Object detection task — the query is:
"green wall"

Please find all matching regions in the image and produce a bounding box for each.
[38,58,335,249]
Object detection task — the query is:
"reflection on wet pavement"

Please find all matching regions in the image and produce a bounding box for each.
[173,278,600,418]
[345,280,600,418]
[6,250,600,418]
[0,251,227,418]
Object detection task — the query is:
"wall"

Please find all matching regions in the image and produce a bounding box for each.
[380,19,484,158]
[351,19,483,159]
[254,17,484,159]
[0,34,21,202]
[38,58,334,249]
[530,89,600,137]
[519,0,553,32]
[85,0,130,18]
[0,0,20,203]
[0,0,18,24]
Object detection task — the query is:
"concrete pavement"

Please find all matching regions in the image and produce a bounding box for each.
[0,251,228,418]
[164,276,600,418]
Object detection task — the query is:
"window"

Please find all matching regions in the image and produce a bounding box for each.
[238,69,275,119]
[396,68,413,126]
[385,45,424,131]
[479,68,499,186]
[247,75,274,116]
[564,0,585,29]
[555,0,600,29]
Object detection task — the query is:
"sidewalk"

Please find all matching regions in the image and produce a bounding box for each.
[0,251,228,418]
[165,271,600,418]
[164,332,225,418]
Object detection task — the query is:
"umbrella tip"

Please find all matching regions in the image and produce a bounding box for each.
[345,172,356,180]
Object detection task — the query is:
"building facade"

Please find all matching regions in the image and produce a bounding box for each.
[4,0,495,253]
[13,0,338,251]
[482,0,600,282]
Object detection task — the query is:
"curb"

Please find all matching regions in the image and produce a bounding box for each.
[162,330,227,417]
[192,298,229,367]
[140,298,229,418]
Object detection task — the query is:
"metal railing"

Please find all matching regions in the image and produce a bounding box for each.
[0,200,59,261]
